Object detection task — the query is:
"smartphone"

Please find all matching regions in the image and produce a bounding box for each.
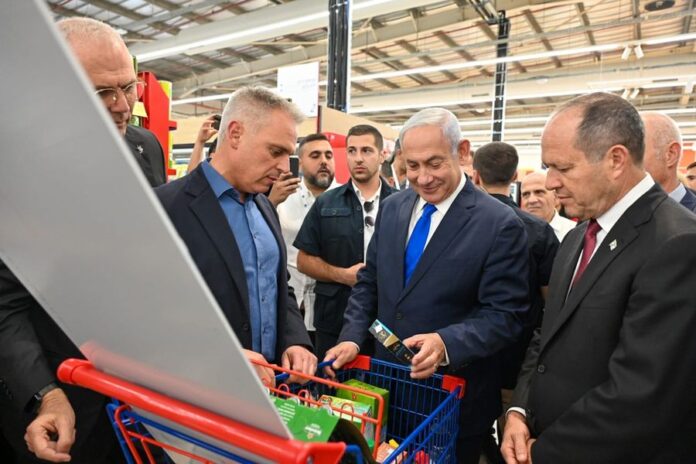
[212,114,221,130]
[289,156,300,178]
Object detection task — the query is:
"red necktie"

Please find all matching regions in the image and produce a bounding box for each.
[572,219,601,287]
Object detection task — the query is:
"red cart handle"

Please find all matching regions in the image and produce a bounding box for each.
[344,355,466,399]
[57,359,345,464]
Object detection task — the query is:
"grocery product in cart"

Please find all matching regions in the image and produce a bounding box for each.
[58,355,465,463]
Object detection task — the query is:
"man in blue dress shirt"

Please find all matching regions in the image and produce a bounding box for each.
[156,86,316,385]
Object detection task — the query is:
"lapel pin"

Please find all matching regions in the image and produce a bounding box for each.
[609,239,617,251]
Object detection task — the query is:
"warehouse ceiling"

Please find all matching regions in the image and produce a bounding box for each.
[47,0,696,155]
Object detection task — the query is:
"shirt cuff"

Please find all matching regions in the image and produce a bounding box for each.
[506,407,527,418]
[348,342,360,354]
[440,345,450,366]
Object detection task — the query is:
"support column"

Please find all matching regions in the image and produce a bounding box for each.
[491,11,510,142]
[327,0,352,112]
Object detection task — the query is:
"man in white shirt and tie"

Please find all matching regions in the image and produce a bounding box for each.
[502,92,696,464]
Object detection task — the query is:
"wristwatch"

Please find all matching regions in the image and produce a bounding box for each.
[27,382,59,414]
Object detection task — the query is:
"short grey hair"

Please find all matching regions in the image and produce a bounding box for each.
[641,111,682,160]
[57,17,123,47]
[399,107,461,157]
[553,92,645,164]
[218,86,304,143]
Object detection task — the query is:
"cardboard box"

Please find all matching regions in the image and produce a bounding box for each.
[318,395,375,447]
[337,378,389,443]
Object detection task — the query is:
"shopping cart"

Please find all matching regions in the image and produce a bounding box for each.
[57,355,465,464]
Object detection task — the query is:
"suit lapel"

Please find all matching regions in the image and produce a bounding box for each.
[541,186,663,350]
[393,191,418,291]
[397,182,475,303]
[186,168,250,317]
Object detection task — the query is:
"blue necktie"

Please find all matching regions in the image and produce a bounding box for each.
[404,203,437,285]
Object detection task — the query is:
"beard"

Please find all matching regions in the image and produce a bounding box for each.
[305,171,334,189]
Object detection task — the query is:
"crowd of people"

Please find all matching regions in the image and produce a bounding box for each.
[2,16,696,464]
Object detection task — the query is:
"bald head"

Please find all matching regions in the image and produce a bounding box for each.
[57,18,136,135]
[520,171,558,223]
[641,112,682,193]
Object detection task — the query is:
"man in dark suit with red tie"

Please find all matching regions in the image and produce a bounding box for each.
[502,93,696,463]
[325,108,530,463]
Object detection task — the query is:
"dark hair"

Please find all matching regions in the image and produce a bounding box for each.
[208,138,217,156]
[296,133,330,156]
[473,142,519,185]
[347,124,384,151]
[555,92,644,163]
[687,161,696,170]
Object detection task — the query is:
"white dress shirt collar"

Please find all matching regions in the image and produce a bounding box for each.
[414,172,467,216]
[669,182,687,204]
[595,173,655,237]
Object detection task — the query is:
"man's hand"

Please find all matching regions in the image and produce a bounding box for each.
[24,388,75,463]
[281,345,318,384]
[243,349,276,388]
[341,263,365,287]
[323,342,360,378]
[269,172,301,207]
[501,411,534,464]
[197,114,219,144]
[403,333,446,379]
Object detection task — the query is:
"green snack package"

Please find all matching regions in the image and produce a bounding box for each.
[319,395,375,449]
[337,379,389,443]
[271,396,338,442]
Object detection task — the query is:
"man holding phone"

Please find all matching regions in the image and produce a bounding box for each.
[273,134,338,342]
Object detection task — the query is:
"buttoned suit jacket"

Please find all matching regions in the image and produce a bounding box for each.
[679,186,696,212]
[155,165,311,361]
[338,179,530,435]
[512,184,696,463]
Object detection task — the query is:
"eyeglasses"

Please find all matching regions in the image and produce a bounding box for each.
[94,80,146,106]
[363,201,375,227]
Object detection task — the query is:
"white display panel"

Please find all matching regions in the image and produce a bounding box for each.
[0,0,289,448]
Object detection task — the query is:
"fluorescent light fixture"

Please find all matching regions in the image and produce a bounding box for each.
[324,34,696,86]
[643,32,696,45]
[349,44,620,83]
[621,89,630,99]
[352,0,398,10]
[660,108,696,115]
[172,92,235,106]
[634,44,645,59]
[629,88,640,99]
[590,75,696,88]
[350,87,622,114]
[137,11,327,61]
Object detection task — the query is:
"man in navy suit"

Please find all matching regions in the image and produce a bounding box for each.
[325,108,530,463]
[156,86,316,385]
[642,112,696,213]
